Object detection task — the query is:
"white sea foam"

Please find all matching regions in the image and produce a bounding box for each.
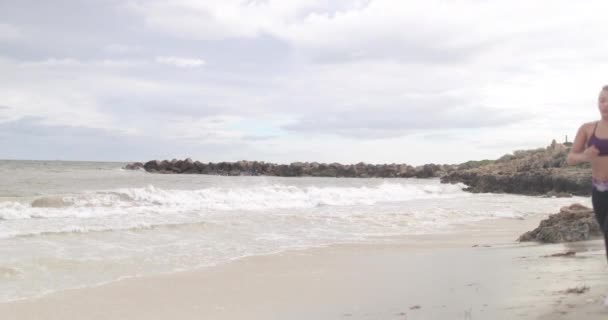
[0,181,474,239]
[0,181,590,241]
[0,181,468,220]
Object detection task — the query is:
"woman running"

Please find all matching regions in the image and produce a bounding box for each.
[568,85,608,305]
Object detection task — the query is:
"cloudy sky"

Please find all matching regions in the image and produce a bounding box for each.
[2,0,608,165]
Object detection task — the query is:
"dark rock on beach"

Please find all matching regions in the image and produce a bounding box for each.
[125,159,458,178]
[123,162,144,170]
[440,141,592,196]
[518,204,601,243]
[124,140,592,197]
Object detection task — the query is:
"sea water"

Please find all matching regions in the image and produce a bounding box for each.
[0,160,591,302]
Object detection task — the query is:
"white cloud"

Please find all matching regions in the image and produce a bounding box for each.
[156,115,243,141]
[4,0,608,163]
[0,23,20,41]
[18,58,144,68]
[128,0,332,40]
[103,43,142,54]
[128,0,608,62]
[0,86,117,132]
[19,58,83,67]
[0,57,142,133]
[155,56,205,68]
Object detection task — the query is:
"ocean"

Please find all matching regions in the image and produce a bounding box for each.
[0,160,591,302]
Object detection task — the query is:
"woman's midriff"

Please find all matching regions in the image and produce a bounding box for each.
[591,157,608,186]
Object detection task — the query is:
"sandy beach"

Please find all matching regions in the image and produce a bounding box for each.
[1,215,606,320]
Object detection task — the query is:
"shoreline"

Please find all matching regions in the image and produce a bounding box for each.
[2,215,608,319]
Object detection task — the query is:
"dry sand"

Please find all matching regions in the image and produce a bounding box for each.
[1,216,608,320]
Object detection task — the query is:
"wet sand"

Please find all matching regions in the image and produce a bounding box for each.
[1,216,607,319]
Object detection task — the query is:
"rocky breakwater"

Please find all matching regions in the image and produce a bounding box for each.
[518,204,601,243]
[124,159,457,178]
[440,141,592,196]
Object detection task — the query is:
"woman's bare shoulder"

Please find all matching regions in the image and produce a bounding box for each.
[577,121,597,137]
[580,121,596,130]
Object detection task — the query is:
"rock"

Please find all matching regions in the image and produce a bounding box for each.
[544,251,576,257]
[543,191,573,198]
[441,142,592,196]
[414,163,442,178]
[123,162,144,170]
[562,286,589,294]
[518,204,601,243]
[143,160,161,172]
[124,159,462,179]
[126,141,590,187]
[159,160,170,171]
[31,196,68,208]
[177,158,196,173]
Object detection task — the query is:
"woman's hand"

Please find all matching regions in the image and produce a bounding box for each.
[584,145,600,160]
[567,123,595,165]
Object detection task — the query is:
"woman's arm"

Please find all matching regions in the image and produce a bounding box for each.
[567,123,596,165]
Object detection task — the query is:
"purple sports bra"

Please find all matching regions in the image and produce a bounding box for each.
[587,121,608,156]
